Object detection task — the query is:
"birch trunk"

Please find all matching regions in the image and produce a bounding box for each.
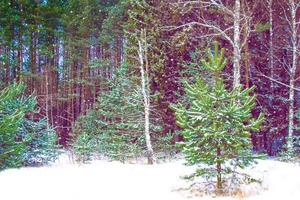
[233,0,241,88]
[287,0,298,149]
[269,0,274,93]
[288,78,295,150]
[138,30,155,165]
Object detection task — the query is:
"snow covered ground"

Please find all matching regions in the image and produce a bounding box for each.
[0,154,300,200]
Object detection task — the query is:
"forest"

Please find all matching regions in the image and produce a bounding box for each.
[0,0,300,199]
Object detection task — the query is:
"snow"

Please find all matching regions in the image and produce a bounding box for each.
[0,155,300,200]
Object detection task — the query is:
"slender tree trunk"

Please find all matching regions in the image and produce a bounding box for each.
[138,30,155,165]
[0,46,2,81]
[29,31,36,93]
[241,0,251,89]
[73,60,78,122]
[45,63,50,129]
[214,72,222,194]
[16,2,23,83]
[5,47,10,84]
[82,47,89,113]
[267,0,274,154]
[17,34,23,83]
[233,0,241,88]
[288,78,295,149]
[216,147,222,194]
[49,44,56,127]
[244,39,250,88]
[287,0,298,150]
[269,0,274,93]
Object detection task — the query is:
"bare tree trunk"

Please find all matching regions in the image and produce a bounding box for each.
[269,0,274,93]
[288,78,295,149]
[138,29,155,165]
[287,0,299,150]
[5,47,10,84]
[244,37,250,88]
[29,31,36,93]
[233,0,241,88]
[45,64,50,129]
[82,47,89,113]
[16,2,23,83]
[17,35,23,83]
[216,147,222,194]
[0,46,2,81]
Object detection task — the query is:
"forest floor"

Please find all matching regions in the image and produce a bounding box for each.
[0,154,300,200]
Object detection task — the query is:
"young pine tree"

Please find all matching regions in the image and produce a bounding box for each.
[172,42,264,194]
[0,84,27,169]
[0,83,59,170]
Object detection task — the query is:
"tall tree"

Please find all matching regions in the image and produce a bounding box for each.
[138,29,155,164]
[286,0,300,150]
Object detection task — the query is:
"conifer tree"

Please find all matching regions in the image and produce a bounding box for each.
[0,83,59,170]
[73,63,161,162]
[172,42,264,193]
[0,84,27,169]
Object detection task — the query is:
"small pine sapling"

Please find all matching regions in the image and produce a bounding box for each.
[171,42,264,194]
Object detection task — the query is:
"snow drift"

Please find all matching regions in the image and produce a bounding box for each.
[0,155,299,200]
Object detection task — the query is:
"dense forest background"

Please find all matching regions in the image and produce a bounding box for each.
[0,0,299,157]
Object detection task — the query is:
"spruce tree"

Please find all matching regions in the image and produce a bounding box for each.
[172,42,264,193]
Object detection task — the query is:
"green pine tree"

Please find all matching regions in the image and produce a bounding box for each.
[171,42,264,194]
[0,83,27,169]
[0,83,59,170]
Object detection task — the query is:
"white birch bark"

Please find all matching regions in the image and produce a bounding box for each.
[165,0,247,89]
[287,0,299,150]
[233,0,241,88]
[269,0,274,92]
[138,29,155,164]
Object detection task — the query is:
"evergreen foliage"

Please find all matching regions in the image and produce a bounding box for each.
[72,132,96,163]
[19,118,60,166]
[171,42,264,193]
[0,83,59,170]
[0,84,28,169]
[279,110,300,161]
[279,135,300,162]
[153,131,179,160]
[73,63,161,162]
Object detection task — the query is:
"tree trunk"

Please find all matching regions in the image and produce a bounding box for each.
[241,0,251,89]
[287,0,298,150]
[17,35,22,83]
[269,0,274,93]
[233,0,241,89]
[82,47,90,113]
[29,31,37,93]
[288,78,295,149]
[45,63,50,129]
[138,30,155,165]
[5,47,10,84]
[216,147,222,194]
[244,38,250,88]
